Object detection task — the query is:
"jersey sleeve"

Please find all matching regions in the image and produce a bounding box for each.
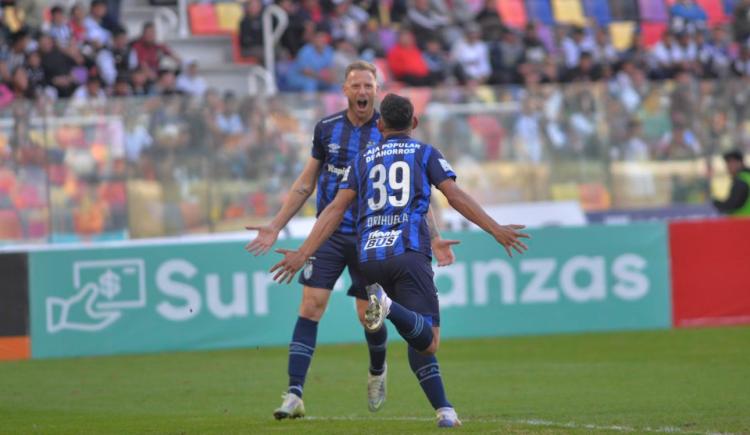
[339,157,359,192]
[425,146,457,186]
[311,122,325,160]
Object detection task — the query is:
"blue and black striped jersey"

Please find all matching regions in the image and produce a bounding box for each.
[340,134,457,262]
[312,110,381,234]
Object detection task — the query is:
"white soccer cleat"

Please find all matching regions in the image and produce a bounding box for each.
[273,392,305,420]
[436,407,462,428]
[364,283,390,333]
[367,362,387,412]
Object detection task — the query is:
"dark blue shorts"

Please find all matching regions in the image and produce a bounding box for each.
[298,231,368,299]
[359,251,440,326]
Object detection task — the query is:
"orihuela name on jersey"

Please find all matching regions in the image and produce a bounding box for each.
[365,142,421,163]
[364,229,402,250]
[367,213,409,228]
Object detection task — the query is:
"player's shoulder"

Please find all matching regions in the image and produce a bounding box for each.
[316,110,346,128]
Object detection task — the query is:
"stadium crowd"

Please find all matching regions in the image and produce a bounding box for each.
[1,0,750,242]
[253,0,750,91]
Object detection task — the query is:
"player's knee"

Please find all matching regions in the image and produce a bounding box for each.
[420,333,440,355]
[299,296,327,320]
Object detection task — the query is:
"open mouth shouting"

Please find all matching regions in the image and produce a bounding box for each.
[356,98,369,110]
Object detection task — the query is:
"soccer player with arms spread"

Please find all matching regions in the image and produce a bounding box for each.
[270,93,530,428]
[246,62,457,419]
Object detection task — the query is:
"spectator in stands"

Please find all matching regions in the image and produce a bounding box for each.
[697,27,731,78]
[129,65,152,96]
[670,0,708,35]
[386,29,436,86]
[215,92,244,136]
[7,29,30,77]
[84,0,112,46]
[610,59,646,113]
[24,50,46,96]
[176,60,207,97]
[96,28,137,87]
[323,0,368,48]
[731,44,750,76]
[649,31,679,79]
[105,0,123,25]
[112,76,131,97]
[713,149,750,216]
[9,67,34,100]
[658,124,701,159]
[489,26,524,84]
[279,0,314,57]
[69,4,86,44]
[617,119,651,161]
[153,69,182,96]
[38,34,76,98]
[131,22,180,80]
[592,27,619,68]
[565,52,602,82]
[285,28,336,93]
[72,75,107,105]
[422,38,450,83]
[733,0,750,42]
[407,0,451,48]
[474,0,503,42]
[331,39,358,83]
[520,22,547,66]
[561,26,595,70]
[452,23,491,85]
[301,0,324,24]
[513,98,545,163]
[48,5,72,47]
[239,0,264,62]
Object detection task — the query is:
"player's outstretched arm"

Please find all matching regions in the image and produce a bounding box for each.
[270,189,357,283]
[245,157,322,256]
[427,205,459,267]
[437,179,530,258]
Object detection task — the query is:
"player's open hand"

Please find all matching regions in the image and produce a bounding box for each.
[493,224,530,258]
[245,225,280,256]
[432,238,460,267]
[270,248,308,284]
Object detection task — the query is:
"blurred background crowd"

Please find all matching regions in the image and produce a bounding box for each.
[0,0,748,243]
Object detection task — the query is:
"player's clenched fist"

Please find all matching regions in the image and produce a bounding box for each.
[492,224,530,258]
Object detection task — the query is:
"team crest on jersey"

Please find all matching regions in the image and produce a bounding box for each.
[366,140,378,148]
[438,158,454,173]
[364,230,402,250]
[303,261,313,280]
[328,143,340,154]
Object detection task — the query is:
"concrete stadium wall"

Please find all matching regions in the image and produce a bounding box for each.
[1,219,749,360]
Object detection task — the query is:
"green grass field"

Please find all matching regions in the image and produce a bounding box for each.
[1,326,749,434]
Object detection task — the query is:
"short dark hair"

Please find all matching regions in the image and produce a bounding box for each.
[380,93,413,131]
[51,5,63,15]
[723,149,744,162]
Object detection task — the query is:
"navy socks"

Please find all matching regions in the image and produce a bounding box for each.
[287,316,318,398]
[365,326,388,375]
[408,345,451,410]
[386,300,434,352]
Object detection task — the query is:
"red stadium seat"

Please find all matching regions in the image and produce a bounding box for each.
[642,22,668,47]
[498,0,528,29]
[698,0,730,24]
[189,3,221,35]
